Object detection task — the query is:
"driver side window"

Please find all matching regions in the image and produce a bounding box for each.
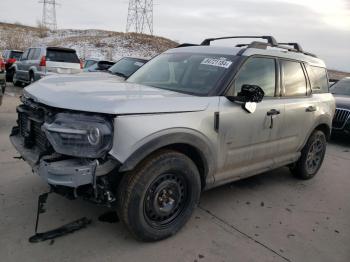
[229,57,276,97]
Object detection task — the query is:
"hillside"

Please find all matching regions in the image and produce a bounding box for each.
[0,22,178,60]
[1,22,349,80]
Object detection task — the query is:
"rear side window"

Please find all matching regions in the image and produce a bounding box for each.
[233,57,276,97]
[282,60,307,96]
[27,49,36,60]
[21,49,30,60]
[46,49,80,63]
[306,65,329,93]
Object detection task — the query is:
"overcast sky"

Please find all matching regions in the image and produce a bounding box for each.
[1,0,349,71]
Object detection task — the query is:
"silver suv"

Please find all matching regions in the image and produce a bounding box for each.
[10,36,335,241]
[12,46,82,86]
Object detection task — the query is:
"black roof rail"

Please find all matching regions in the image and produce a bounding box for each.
[201,36,278,46]
[303,51,317,58]
[278,43,304,52]
[176,43,199,48]
[235,41,270,49]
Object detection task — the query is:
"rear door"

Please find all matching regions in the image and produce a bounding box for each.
[216,56,285,183]
[16,49,30,80]
[278,59,318,155]
[46,48,81,74]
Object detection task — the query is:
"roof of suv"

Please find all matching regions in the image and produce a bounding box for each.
[169,36,326,68]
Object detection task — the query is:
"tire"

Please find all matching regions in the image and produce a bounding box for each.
[6,69,14,82]
[117,150,201,241]
[12,71,22,87]
[29,72,35,84]
[290,130,327,180]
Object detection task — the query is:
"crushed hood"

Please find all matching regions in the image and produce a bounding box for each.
[23,75,209,114]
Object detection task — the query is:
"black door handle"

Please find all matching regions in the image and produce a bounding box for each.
[306,106,317,112]
[267,109,280,116]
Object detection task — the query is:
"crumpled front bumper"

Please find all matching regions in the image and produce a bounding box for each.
[10,133,118,188]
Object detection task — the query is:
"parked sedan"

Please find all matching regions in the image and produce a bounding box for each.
[331,77,350,135]
[84,60,115,72]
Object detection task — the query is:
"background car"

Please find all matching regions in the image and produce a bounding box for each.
[2,50,23,82]
[12,46,82,86]
[330,77,350,135]
[83,60,115,72]
[0,55,6,106]
[107,57,148,78]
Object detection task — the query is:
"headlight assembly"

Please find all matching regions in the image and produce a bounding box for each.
[42,113,113,158]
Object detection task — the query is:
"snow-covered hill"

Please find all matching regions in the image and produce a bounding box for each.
[0,22,178,61]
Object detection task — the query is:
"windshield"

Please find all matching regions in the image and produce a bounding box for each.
[108,58,147,78]
[127,52,237,95]
[331,78,350,95]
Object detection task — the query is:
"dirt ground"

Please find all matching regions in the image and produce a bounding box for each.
[0,84,349,262]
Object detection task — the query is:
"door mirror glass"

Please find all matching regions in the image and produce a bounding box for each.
[227,85,265,113]
[228,84,265,103]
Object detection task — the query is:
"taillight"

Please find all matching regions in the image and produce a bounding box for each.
[80,59,83,69]
[7,58,16,64]
[40,56,46,67]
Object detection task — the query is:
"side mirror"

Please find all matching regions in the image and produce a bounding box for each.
[236,84,265,103]
[227,84,265,113]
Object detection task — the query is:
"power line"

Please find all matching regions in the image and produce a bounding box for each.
[126,0,153,35]
[39,0,58,31]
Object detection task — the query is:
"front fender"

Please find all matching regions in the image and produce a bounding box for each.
[116,129,216,186]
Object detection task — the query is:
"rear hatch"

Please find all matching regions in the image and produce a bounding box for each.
[45,47,81,74]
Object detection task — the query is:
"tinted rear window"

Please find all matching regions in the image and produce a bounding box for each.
[10,51,23,59]
[46,49,80,63]
[282,60,307,96]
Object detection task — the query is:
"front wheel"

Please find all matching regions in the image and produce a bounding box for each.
[290,130,327,180]
[12,71,22,87]
[117,150,201,241]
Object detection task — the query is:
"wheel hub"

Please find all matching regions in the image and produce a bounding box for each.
[306,136,324,173]
[144,173,187,228]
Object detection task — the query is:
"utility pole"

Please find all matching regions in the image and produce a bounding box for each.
[39,0,58,31]
[126,0,153,35]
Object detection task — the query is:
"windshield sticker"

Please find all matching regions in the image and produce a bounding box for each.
[134,62,144,67]
[201,57,233,69]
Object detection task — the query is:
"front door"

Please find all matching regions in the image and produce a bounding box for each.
[215,56,285,184]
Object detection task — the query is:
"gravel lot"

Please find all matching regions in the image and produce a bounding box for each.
[1,84,349,262]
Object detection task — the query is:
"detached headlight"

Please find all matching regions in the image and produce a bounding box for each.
[43,113,113,158]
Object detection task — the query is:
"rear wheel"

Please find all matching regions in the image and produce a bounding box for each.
[290,130,327,180]
[117,150,201,241]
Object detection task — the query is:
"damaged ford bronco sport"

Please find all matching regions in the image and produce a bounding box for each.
[11,36,335,241]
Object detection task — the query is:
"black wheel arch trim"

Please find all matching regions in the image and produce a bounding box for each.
[118,132,216,188]
[301,115,331,149]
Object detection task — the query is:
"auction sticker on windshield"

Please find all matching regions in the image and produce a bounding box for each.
[201,57,233,69]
